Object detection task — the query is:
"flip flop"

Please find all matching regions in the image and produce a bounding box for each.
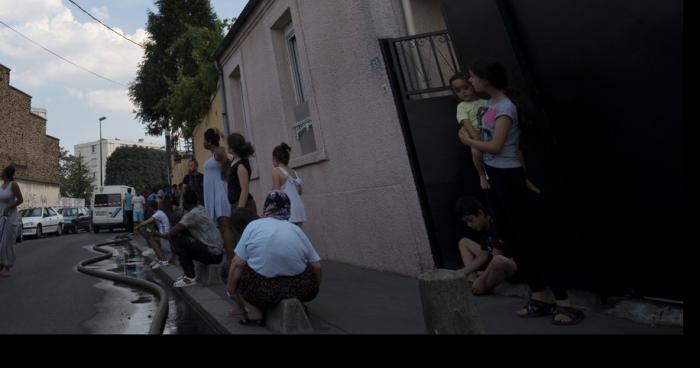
[239,316,266,327]
[551,306,585,326]
[517,299,555,318]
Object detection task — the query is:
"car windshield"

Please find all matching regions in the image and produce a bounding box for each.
[63,208,78,216]
[20,208,43,217]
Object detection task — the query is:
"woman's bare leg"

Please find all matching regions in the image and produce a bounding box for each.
[218,217,235,261]
[238,294,264,321]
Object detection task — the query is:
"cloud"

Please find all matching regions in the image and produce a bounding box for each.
[65,87,134,112]
[0,0,147,88]
[90,6,110,20]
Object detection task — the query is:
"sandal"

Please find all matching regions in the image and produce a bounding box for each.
[551,306,585,326]
[517,299,555,318]
[239,316,266,327]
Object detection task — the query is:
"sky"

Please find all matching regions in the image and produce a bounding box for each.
[0,0,247,153]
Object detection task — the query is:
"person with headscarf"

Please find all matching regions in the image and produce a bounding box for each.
[226,191,321,326]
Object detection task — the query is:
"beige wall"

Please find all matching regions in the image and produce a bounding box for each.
[410,0,447,34]
[217,0,436,276]
[16,179,60,210]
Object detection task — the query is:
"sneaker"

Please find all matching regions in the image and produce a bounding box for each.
[142,249,155,257]
[173,276,197,288]
[150,260,169,270]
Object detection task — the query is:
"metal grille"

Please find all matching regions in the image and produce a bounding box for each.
[389,31,461,100]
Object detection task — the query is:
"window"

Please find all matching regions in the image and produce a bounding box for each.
[43,208,49,217]
[286,29,305,105]
[91,145,96,153]
[48,208,57,216]
[229,66,259,179]
[283,23,317,156]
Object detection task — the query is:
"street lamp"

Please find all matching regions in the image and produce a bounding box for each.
[99,117,106,187]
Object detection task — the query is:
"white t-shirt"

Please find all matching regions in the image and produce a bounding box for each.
[132,195,146,212]
[152,210,171,235]
[235,217,321,278]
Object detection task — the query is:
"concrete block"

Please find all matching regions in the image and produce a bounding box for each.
[266,298,315,334]
[195,260,224,286]
[418,269,484,334]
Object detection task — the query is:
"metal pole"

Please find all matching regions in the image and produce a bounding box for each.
[99,117,106,187]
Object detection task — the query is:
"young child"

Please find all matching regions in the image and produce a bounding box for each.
[451,73,491,190]
[455,196,518,295]
[271,143,307,228]
[451,73,541,194]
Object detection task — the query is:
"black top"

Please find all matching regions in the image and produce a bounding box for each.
[460,220,512,258]
[182,172,204,204]
[228,158,253,205]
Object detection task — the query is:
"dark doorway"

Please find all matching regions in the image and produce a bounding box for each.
[437,0,683,300]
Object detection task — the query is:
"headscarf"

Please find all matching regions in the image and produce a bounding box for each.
[263,190,291,221]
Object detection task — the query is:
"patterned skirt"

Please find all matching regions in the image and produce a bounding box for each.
[239,265,320,309]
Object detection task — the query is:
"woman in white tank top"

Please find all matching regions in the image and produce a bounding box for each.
[271,143,307,227]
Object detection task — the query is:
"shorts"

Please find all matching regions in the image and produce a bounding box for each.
[133,211,144,222]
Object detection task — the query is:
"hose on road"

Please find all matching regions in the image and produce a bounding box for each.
[76,235,169,335]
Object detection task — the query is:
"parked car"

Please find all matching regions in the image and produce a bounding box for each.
[20,207,63,238]
[61,207,92,234]
[15,216,23,243]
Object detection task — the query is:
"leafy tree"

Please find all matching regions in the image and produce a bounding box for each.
[104,146,169,192]
[59,150,94,205]
[129,0,221,137]
[161,19,228,138]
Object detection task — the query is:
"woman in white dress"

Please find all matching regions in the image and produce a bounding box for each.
[0,165,24,277]
[202,128,235,261]
[271,143,307,228]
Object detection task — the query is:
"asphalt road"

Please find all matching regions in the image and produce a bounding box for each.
[0,231,128,334]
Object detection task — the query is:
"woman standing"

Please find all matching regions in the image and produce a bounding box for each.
[0,166,24,277]
[202,128,235,261]
[271,143,307,227]
[227,133,257,218]
[458,59,584,326]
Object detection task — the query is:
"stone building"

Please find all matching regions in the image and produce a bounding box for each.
[0,63,61,209]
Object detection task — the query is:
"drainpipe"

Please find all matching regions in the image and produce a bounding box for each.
[215,60,231,137]
[401,0,417,36]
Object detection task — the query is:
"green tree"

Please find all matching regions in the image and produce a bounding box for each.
[105,146,169,192]
[129,0,221,137]
[161,19,228,138]
[60,152,94,205]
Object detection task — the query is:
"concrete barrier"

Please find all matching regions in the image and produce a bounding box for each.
[195,260,224,286]
[266,298,314,334]
[418,269,484,334]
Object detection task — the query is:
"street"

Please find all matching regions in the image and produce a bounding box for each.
[0,231,214,334]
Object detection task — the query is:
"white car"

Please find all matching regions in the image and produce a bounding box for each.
[20,207,64,238]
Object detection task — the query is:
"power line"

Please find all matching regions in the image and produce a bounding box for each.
[0,19,129,88]
[66,0,145,49]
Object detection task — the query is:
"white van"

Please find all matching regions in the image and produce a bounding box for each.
[92,185,135,233]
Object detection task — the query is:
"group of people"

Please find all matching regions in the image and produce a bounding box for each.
[450,59,585,326]
[132,128,318,326]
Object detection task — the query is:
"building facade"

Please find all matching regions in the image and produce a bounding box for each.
[214,0,448,276]
[74,138,164,189]
[0,64,61,209]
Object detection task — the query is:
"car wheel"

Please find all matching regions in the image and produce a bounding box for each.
[36,224,43,238]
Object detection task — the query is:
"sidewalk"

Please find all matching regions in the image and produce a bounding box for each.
[132,237,682,335]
